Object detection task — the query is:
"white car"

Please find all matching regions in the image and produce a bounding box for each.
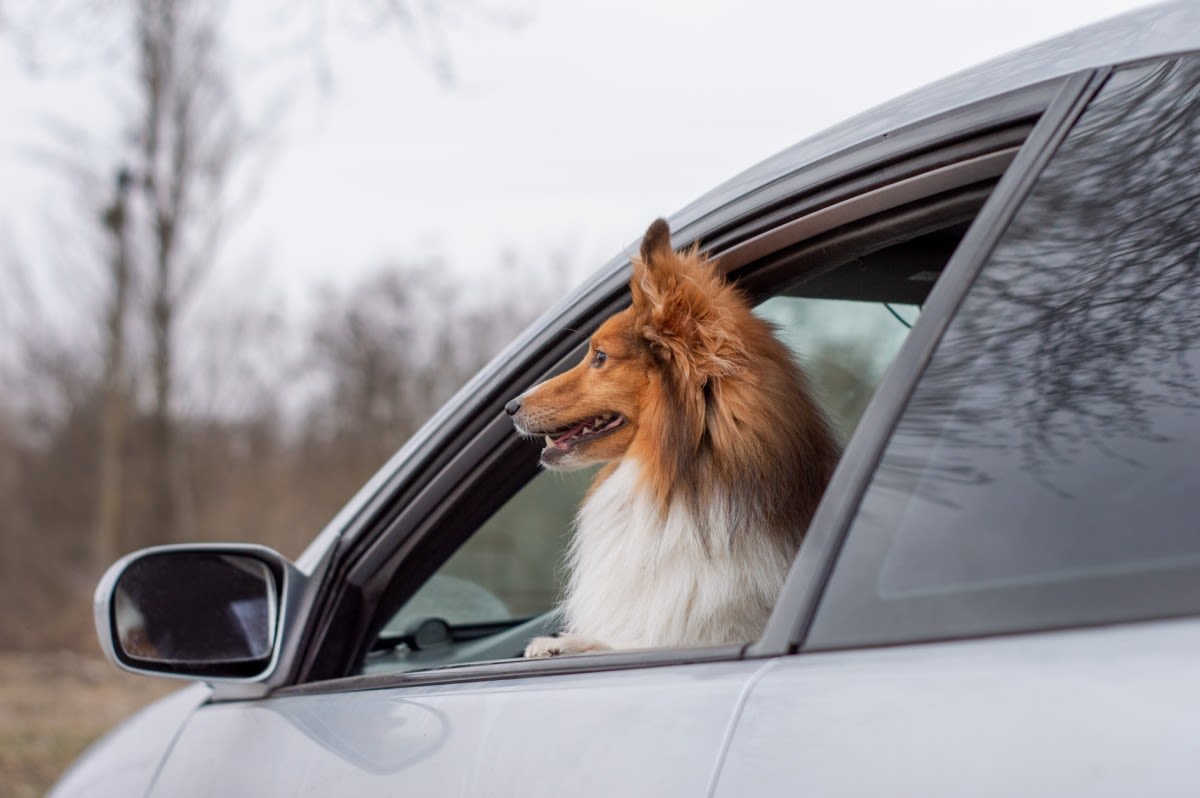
[54,3,1200,795]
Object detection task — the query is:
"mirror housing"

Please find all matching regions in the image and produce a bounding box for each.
[95,543,307,683]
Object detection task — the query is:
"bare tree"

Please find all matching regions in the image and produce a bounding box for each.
[130,0,241,543]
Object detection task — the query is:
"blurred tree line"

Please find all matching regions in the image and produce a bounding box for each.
[0,247,568,651]
[0,0,562,651]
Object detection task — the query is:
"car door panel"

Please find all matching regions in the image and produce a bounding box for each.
[150,659,766,797]
[714,619,1200,797]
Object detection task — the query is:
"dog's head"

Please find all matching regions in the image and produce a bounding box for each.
[507,219,749,471]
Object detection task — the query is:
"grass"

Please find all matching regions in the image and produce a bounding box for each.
[0,651,176,798]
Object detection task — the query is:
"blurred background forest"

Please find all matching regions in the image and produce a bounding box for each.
[0,0,575,656]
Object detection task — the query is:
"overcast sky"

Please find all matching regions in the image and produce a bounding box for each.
[0,0,1154,318]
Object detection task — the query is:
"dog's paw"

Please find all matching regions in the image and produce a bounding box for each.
[524,633,612,658]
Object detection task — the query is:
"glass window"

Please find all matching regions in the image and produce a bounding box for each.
[808,59,1200,649]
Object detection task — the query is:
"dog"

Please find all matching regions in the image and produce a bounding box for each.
[506,219,841,657]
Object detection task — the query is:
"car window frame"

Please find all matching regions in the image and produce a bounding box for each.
[284,76,1080,689]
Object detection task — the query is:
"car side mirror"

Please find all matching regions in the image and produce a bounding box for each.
[95,544,305,683]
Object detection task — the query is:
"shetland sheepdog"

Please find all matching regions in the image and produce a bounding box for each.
[506,219,841,656]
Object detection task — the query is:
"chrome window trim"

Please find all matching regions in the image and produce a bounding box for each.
[717,148,1017,272]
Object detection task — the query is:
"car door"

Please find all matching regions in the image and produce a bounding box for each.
[141,76,1061,798]
[715,57,1200,796]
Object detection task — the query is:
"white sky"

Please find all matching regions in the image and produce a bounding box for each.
[0,0,1155,320]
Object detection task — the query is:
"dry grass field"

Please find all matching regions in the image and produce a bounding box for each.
[0,651,176,798]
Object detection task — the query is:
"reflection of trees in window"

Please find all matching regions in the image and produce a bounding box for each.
[880,58,1200,502]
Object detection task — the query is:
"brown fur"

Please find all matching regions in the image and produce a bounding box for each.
[513,218,841,552]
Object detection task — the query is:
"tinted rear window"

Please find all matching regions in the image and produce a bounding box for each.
[807,59,1200,649]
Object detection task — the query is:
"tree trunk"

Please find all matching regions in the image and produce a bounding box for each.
[95,169,132,567]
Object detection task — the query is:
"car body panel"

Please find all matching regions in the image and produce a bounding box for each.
[715,618,1200,797]
[146,660,766,797]
[47,684,211,798]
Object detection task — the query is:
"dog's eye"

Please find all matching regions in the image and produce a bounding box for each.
[592,350,608,368]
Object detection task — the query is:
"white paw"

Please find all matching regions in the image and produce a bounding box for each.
[524,633,612,658]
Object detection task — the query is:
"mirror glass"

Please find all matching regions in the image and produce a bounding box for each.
[113,551,278,667]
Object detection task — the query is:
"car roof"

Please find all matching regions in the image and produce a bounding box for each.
[674,1,1198,232]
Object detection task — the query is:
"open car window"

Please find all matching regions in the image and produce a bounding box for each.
[363,293,921,675]
[325,105,1041,682]
[364,469,592,673]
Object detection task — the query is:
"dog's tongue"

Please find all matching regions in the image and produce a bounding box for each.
[551,420,590,448]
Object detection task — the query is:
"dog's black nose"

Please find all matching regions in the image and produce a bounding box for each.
[504,398,521,416]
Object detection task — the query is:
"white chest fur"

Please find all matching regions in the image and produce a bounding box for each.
[562,459,794,649]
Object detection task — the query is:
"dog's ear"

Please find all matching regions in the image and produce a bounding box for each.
[631,218,677,312]
[630,219,748,384]
[640,218,673,264]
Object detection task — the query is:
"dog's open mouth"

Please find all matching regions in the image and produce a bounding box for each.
[542,413,625,454]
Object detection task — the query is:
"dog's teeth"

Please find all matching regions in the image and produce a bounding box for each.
[545,435,553,447]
